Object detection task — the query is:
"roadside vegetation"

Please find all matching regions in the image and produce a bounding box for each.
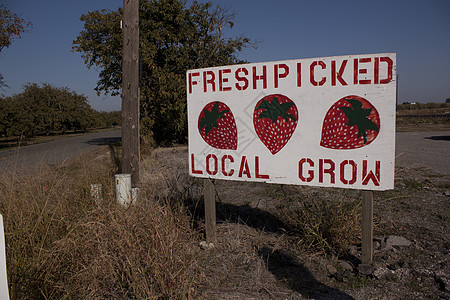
[0,83,121,139]
[2,144,448,299]
[396,102,450,130]
[0,146,203,299]
[0,143,360,299]
[397,101,449,111]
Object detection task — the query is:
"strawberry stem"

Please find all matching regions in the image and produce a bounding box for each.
[339,98,379,144]
[199,102,229,136]
[256,96,296,123]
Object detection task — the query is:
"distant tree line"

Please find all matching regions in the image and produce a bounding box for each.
[397,102,449,111]
[0,83,120,138]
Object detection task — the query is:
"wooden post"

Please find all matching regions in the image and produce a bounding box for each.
[361,190,374,264]
[203,179,217,244]
[122,0,140,186]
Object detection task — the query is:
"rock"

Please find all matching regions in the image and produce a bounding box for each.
[385,235,411,249]
[335,270,354,281]
[358,264,374,275]
[444,190,450,197]
[334,271,344,282]
[373,262,386,269]
[389,252,400,260]
[435,271,449,292]
[374,240,381,250]
[347,245,358,256]
[343,270,354,279]
[394,268,411,281]
[373,266,393,279]
[338,260,354,272]
[388,263,399,271]
[199,241,215,250]
[400,260,410,268]
[326,264,338,276]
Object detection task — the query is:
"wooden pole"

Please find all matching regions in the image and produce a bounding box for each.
[361,190,374,264]
[122,0,140,186]
[203,179,217,244]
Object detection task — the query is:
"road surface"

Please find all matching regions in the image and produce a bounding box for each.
[0,129,121,173]
[395,130,449,174]
[0,129,448,175]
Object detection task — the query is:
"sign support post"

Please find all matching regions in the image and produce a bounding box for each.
[203,179,217,244]
[122,0,140,186]
[361,190,374,264]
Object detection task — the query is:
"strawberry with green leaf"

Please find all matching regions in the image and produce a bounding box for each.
[198,101,237,150]
[320,95,380,149]
[253,94,298,155]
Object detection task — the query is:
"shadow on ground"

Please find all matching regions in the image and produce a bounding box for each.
[425,135,450,141]
[259,247,355,300]
[217,202,287,233]
[85,137,121,146]
[215,202,355,299]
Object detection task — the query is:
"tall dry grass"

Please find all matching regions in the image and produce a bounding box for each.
[278,188,362,256]
[0,144,368,299]
[0,148,203,299]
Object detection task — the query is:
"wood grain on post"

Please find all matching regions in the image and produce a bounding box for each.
[122,0,140,186]
[361,190,374,264]
[203,179,217,244]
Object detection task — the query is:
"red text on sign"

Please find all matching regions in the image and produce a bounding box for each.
[298,157,381,186]
[187,56,393,94]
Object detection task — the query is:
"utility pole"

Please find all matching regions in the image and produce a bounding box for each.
[122,0,140,185]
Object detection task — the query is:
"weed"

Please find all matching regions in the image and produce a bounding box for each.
[438,182,450,189]
[344,274,367,289]
[280,191,361,256]
[404,179,423,190]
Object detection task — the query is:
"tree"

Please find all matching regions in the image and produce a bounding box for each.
[73,0,253,144]
[0,5,32,89]
[0,83,97,137]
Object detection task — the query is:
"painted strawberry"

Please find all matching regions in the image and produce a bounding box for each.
[320,95,380,150]
[253,94,298,155]
[198,101,237,150]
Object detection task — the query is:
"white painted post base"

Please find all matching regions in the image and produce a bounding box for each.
[115,174,132,207]
[0,215,10,299]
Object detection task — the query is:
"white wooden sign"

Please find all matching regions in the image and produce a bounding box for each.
[187,53,396,190]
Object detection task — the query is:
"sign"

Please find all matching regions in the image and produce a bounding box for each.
[187,53,396,190]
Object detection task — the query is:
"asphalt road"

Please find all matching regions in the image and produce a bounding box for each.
[0,129,121,173]
[0,129,448,175]
[395,130,449,174]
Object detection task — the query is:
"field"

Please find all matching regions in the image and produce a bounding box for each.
[396,102,450,132]
[1,132,448,299]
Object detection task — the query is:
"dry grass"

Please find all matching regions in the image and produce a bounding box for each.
[281,194,361,256]
[0,144,368,299]
[0,147,203,299]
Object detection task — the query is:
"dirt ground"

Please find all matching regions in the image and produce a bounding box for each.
[140,135,449,299]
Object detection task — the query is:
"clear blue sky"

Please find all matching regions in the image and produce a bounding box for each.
[1,0,449,112]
